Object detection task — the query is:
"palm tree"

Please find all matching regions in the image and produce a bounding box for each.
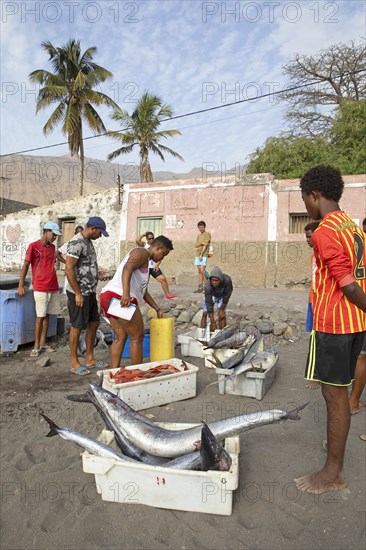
[30,39,118,195]
[107,91,184,182]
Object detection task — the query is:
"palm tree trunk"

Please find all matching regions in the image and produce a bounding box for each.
[140,149,153,183]
[79,124,84,196]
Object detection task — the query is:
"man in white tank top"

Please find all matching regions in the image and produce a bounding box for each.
[100,236,174,368]
[136,231,177,299]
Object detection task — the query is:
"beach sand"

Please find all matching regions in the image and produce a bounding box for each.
[1,289,365,550]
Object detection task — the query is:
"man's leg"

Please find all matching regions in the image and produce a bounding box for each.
[156,274,176,298]
[200,312,208,329]
[33,317,44,351]
[85,321,100,366]
[349,353,366,414]
[294,384,349,494]
[108,317,128,370]
[39,314,50,348]
[69,326,83,372]
[127,308,144,365]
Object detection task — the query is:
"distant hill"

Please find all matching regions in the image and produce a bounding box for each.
[0,154,216,208]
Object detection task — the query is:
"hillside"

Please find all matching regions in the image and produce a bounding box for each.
[0,154,211,207]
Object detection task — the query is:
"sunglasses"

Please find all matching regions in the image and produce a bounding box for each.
[147,237,154,241]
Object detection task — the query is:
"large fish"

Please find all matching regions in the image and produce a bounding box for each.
[42,412,230,471]
[212,332,254,350]
[203,328,235,349]
[41,413,129,462]
[89,383,308,458]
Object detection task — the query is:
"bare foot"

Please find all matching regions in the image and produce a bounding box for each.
[305,381,320,390]
[294,471,346,494]
[360,435,366,441]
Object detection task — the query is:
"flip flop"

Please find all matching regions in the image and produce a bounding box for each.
[70,366,91,376]
[30,349,41,357]
[85,360,110,369]
[360,435,366,441]
[41,345,55,353]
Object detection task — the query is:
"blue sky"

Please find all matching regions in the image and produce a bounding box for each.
[1,0,365,174]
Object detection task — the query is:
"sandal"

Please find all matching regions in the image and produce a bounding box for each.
[85,360,110,369]
[70,366,91,376]
[30,349,41,357]
[41,345,55,353]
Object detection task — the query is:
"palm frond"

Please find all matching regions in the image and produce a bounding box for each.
[107,144,136,160]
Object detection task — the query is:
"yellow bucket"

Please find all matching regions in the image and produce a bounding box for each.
[150,318,175,361]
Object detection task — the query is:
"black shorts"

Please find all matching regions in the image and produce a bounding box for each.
[149,267,163,279]
[305,331,365,386]
[67,291,99,329]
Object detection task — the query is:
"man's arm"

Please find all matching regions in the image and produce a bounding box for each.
[136,232,147,247]
[222,276,233,307]
[341,282,366,312]
[65,256,83,307]
[17,261,31,296]
[56,250,66,264]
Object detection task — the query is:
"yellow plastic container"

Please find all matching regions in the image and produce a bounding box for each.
[150,317,175,361]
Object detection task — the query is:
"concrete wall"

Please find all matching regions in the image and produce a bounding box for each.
[0,188,124,271]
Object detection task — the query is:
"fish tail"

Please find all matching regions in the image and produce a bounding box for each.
[66,391,93,403]
[41,413,60,437]
[286,402,309,420]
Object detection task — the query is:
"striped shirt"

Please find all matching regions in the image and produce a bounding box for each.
[312,211,366,334]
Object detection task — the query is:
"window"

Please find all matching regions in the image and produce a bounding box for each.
[289,213,312,234]
[137,217,163,237]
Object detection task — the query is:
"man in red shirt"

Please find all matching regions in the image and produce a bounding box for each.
[295,165,366,495]
[17,222,62,357]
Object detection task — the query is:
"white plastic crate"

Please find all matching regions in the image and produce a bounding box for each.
[177,328,218,358]
[97,358,198,411]
[82,423,240,515]
[203,347,239,368]
[215,355,278,400]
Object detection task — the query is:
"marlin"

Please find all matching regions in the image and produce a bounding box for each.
[89,383,308,458]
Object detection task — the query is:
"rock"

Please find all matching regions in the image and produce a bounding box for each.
[191,309,203,326]
[244,309,262,322]
[160,304,171,313]
[175,304,185,310]
[36,356,51,367]
[273,322,287,336]
[169,302,177,308]
[270,307,289,323]
[263,313,270,319]
[283,326,293,340]
[255,319,274,334]
[147,309,158,319]
[177,311,192,323]
[171,309,182,318]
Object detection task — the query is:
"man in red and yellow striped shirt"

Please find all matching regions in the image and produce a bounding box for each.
[295,165,366,495]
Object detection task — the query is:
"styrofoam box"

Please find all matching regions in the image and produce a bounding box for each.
[177,328,218,358]
[82,424,240,515]
[215,355,278,400]
[97,358,198,411]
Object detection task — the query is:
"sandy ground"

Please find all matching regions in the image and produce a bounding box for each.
[1,286,365,550]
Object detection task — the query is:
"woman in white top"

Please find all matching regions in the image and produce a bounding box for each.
[100,236,174,368]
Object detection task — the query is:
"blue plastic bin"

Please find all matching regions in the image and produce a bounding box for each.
[0,289,57,354]
[122,333,150,358]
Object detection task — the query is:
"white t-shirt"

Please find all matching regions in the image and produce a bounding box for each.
[101,247,150,303]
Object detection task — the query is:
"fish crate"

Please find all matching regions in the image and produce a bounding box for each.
[215,355,278,400]
[203,347,239,369]
[97,358,198,411]
[82,423,240,516]
[177,328,219,358]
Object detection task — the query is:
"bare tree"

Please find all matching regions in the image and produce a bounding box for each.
[281,41,366,137]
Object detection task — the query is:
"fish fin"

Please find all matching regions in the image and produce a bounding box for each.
[41,413,59,437]
[286,402,309,420]
[66,391,93,403]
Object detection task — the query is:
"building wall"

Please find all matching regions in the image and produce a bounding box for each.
[0,188,123,271]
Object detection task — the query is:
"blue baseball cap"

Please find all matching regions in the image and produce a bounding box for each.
[86,216,109,237]
[43,222,62,235]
